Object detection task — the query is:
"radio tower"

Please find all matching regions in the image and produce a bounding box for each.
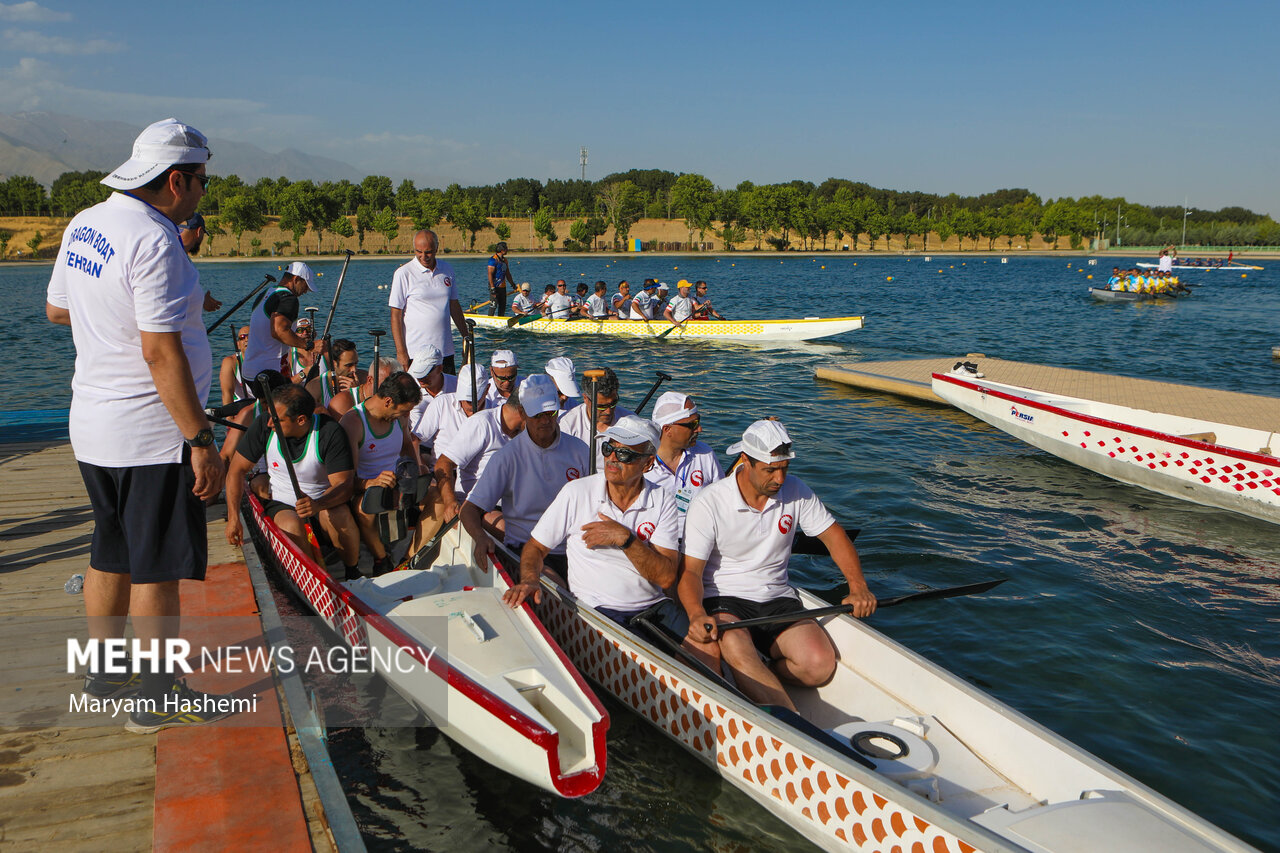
[580,147,588,180]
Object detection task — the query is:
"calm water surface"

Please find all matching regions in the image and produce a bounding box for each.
[5,253,1278,850]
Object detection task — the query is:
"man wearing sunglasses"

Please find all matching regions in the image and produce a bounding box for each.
[462,375,589,572]
[219,325,252,406]
[679,419,875,712]
[483,349,519,408]
[645,392,723,540]
[559,367,635,469]
[503,416,687,639]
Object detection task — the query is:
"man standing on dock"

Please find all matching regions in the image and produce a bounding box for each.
[46,117,234,731]
[390,229,471,375]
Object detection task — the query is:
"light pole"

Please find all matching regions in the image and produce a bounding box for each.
[1116,202,1122,247]
[1182,203,1191,249]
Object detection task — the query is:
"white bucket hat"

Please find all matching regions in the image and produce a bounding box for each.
[651,391,698,427]
[727,419,795,463]
[102,118,210,190]
[456,364,489,401]
[544,357,581,398]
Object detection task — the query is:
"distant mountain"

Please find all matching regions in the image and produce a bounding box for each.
[0,112,363,186]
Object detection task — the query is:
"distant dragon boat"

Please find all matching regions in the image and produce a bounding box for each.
[463,313,864,343]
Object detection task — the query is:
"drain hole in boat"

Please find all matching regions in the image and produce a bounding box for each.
[850,731,909,760]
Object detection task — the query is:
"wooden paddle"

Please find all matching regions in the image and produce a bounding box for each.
[655,323,680,339]
[467,299,493,313]
[718,578,1009,632]
[583,368,606,475]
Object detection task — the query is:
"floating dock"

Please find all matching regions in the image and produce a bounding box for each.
[0,441,356,851]
[816,356,1280,431]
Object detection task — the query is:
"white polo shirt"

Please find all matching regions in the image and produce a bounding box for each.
[683,473,835,603]
[414,389,478,451]
[666,294,694,322]
[47,192,212,467]
[466,429,588,552]
[388,257,459,357]
[511,293,535,314]
[586,293,607,318]
[545,292,573,319]
[408,374,458,440]
[559,403,637,471]
[643,440,724,538]
[630,292,656,320]
[437,404,518,499]
[483,375,516,409]
[530,473,679,612]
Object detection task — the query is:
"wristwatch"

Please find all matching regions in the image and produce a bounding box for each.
[620,531,636,549]
[186,428,215,448]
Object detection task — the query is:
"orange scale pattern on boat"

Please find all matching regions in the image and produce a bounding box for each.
[531,590,977,853]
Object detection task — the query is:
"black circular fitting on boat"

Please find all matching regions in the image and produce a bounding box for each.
[850,730,909,760]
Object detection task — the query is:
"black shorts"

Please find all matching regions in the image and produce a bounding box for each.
[704,594,806,655]
[78,450,207,584]
[262,498,297,520]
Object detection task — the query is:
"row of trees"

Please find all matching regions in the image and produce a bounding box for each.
[3,169,1277,252]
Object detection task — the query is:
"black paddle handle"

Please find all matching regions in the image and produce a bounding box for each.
[634,371,672,414]
[255,372,308,520]
[206,273,275,334]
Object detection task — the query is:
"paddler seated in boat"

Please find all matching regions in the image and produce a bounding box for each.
[483,349,519,408]
[413,363,488,461]
[545,280,574,320]
[502,415,688,640]
[510,282,536,316]
[545,357,581,411]
[329,356,399,420]
[287,317,326,383]
[341,371,426,576]
[645,392,723,543]
[653,281,670,317]
[587,281,613,319]
[462,375,590,574]
[678,419,875,711]
[305,338,364,417]
[242,261,320,389]
[433,387,526,523]
[536,283,555,315]
[691,280,725,320]
[219,325,252,405]
[572,282,590,317]
[217,368,291,499]
[225,383,361,578]
[663,280,695,329]
[612,280,632,319]
[406,345,458,442]
[1106,268,1122,290]
[559,367,636,470]
[630,280,660,320]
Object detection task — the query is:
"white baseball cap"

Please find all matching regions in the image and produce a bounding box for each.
[491,349,517,369]
[657,282,670,292]
[544,357,581,398]
[407,345,444,379]
[286,261,316,292]
[102,118,211,190]
[456,364,489,401]
[603,415,660,450]
[517,374,560,416]
[652,391,698,427]
[727,419,796,463]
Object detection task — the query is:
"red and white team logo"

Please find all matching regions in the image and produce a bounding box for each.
[565,467,580,481]
[636,521,656,542]
[778,513,794,534]
[690,470,704,486]
[271,461,279,468]
[368,442,376,451]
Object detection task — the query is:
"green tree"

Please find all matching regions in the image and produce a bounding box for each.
[250,237,263,257]
[355,204,373,251]
[494,221,511,242]
[896,211,920,251]
[220,194,265,255]
[533,207,557,250]
[330,215,354,252]
[865,213,891,250]
[568,219,592,250]
[717,223,746,250]
[361,175,394,211]
[202,216,225,254]
[0,229,10,259]
[1039,200,1074,250]
[597,181,645,248]
[5,176,46,216]
[671,173,717,248]
[935,217,954,248]
[50,170,110,215]
[26,231,43,258]
[447,195,492,250]
[277,182,317,252]
[395,179,417,215]
[372,206,399,252]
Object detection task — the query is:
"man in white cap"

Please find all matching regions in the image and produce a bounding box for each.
[406,344,457,439]
[413,363,488,460]
[483,349,519,408]
[390,229,470,376]
[503,415,686,636]
[242,260,318,384]
[663,280,695,329]
[678,419,874,711]
[510,282,536,317]
[544,356,581,411]
[559,366,635,470]
[645,392,722,539]
[46,117,232,731]
[652,281,670,318]
[462,375,589,570]
[433,382,526,519]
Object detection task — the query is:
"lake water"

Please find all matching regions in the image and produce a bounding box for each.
[5,252,1278,851]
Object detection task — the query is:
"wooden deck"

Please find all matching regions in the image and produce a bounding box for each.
[0,442,337,852]
[816,356,1280,433]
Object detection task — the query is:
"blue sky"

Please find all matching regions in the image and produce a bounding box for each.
[1,0,1276,214]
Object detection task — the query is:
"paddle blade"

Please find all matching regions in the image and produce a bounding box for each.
[878,577,1008,609]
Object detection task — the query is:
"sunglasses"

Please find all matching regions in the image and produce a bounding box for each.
[182,172,210,190]
[237,333,249,340]
[593,399,618,412]
[601,441,651,464]
[671,417,701,430]
[492,370,518,383]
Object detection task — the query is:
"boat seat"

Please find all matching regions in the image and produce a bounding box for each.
[827,716,939,780]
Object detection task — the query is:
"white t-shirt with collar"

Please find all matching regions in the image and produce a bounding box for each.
[666,294,694,322]
[530,473,679,611]
[388,257,459,357]
[465,429,588,551]
[436,404,519,499]
[47,192,212,467]
[414,389,474,452]
[545,292,573,319]
[643,440,724,538]
[511,293,535,314]
[683,472,836,603]
[408,374,458,440]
